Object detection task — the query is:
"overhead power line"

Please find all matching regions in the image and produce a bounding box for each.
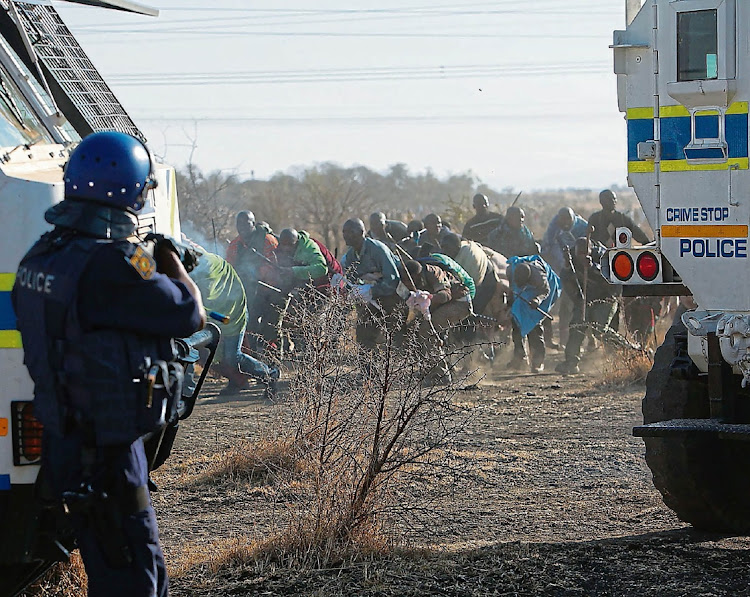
[78,29,604,40]
[77,7,612,30]
[108,62,610,86]
[135,112,616,125]
[142,0,605,14]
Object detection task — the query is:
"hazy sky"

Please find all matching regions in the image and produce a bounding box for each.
[56,0,632,191]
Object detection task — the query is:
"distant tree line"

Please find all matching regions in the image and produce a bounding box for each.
[176,161,644,257]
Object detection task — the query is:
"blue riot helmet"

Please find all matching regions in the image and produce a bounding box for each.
[48,132,158,239]
[64,131,157,213]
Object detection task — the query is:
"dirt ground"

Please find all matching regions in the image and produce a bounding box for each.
[149,346,750,597]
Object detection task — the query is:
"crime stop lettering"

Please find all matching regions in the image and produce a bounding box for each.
[665,206,748,259]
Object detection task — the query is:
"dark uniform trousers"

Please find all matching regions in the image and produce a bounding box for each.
[44,431,168,597]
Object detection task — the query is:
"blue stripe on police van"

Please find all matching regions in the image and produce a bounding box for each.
[0,292,15,331]
[628,112,749,163]
[660,115,749,161]
[0,475,9,491]
[627,118,654,162]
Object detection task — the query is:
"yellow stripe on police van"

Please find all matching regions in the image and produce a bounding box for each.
[628,102,749,120]
[0,273,15,292]
[627,107,654,120]
[727,102,749,115]
[628,161,656,173]
[660,105,690,118]
[658,102,749,118]
[662,157,749,172]
[661,225,748,238]
[0,330,22,349]
[630,158,749,173]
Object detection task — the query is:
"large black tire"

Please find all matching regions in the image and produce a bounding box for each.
[0,562,55,597]
[643,323,750,532]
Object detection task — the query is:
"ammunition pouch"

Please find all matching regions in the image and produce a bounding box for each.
[67,330,185,446]
[138,359,184,435]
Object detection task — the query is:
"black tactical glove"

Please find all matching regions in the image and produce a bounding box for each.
[145,233,201,273]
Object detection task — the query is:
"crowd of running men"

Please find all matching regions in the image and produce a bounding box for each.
[196,188,660,391]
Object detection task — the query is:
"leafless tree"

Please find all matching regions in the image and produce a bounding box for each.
[297,163,377,253]
[265,290,484,552]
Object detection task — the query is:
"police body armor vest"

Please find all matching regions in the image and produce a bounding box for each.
[14,234,183,446]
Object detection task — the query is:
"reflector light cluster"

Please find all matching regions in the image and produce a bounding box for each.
[611,250,661,283]
[11,401,43,466]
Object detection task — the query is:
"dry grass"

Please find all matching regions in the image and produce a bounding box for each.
[170,534,750,597]
[187,437,299,488]
[22,552,87,597]
[602,347,653,388]
[170,527,391,581]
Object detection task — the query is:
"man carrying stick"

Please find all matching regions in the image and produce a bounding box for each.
[556,238,619,374]
[506,255,561,373]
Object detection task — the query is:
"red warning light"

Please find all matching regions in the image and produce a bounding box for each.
[636,252,659,282]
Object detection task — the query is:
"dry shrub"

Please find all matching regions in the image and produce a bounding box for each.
[189,289,481,569]
[22,552,87,597]
[602,346,653,388]
[281,292,477,551]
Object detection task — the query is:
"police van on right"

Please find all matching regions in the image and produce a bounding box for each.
[607,0,750,531]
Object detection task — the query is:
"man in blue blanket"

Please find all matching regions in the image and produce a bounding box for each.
[506,255,561,373]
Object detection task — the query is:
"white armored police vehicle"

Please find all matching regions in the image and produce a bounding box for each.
[608,0,750,531]
[0,1,211,594]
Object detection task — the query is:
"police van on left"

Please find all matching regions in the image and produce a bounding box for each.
[0,2,202,595]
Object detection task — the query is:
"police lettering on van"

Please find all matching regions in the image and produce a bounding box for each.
[665,207,731,223]
[679,238,748,259]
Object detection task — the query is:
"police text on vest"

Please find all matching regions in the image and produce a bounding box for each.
[17,267,55,293]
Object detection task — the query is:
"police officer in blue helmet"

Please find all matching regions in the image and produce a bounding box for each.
[12,131,206,597]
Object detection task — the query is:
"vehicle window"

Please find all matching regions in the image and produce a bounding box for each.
[677,9,718,82]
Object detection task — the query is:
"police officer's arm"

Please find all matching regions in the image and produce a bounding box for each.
[155,247,207,329]
[78,244,206,339]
